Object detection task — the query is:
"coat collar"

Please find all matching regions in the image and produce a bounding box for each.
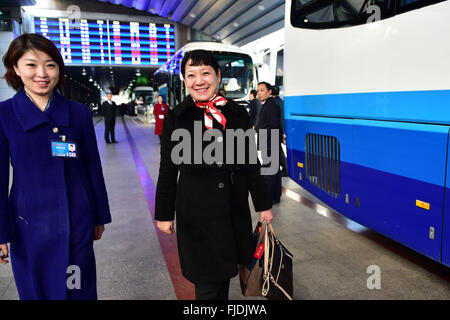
[12,88,70,131]
[174,94,239,118]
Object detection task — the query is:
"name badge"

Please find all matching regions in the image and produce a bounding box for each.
[161,107,165,111]
[51,141,77,158]
[159,115,165,119]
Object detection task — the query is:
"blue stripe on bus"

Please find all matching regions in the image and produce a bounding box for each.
[285,116,449,187]
[284,90,450,125]
[287,147,444,264]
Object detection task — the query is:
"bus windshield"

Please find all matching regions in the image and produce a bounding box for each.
[134,90,154,105]
[214,53,254,99]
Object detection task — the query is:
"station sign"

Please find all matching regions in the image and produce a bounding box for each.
[34,17,176,66]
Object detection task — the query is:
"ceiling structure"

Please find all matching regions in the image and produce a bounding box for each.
[97,0,286,47]
[64,0,287,94]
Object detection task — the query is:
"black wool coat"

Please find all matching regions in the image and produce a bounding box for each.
[256,97,283,156]
[155,95,272,284]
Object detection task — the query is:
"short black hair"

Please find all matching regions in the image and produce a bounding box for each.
[3,33,66,91]
[250,89,257,97]
[271,85,280,96]
[258,82,272,91]
[181,50,220,77]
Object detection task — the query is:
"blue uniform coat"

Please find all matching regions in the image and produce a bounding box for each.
[0,89,111,300]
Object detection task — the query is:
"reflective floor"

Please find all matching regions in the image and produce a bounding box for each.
[1,116,449,300]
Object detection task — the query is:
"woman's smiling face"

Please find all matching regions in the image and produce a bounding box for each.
[183,60,221,102]
[13,49,59,98]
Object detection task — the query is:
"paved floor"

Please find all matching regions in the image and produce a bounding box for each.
[1,117,449,300]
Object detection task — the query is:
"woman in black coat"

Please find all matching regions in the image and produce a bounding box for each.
[155,50,273,300]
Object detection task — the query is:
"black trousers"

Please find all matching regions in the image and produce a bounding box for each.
[263,169,282,203]
[104,116,116,142]
[194,279,230,300]
[261,145,282,204]
[280,144,288,174]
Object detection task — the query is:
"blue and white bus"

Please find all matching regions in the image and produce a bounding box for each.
[154,41,258,108]
[284,0,450,266]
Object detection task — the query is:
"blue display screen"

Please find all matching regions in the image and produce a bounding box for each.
[34,17,176,66]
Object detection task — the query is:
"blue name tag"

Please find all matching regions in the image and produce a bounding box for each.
[51,141,77,158]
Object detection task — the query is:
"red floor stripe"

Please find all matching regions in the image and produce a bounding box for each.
[122,119,195,300]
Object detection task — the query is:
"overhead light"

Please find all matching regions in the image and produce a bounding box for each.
[89,77,93,82]
[257,5,265,11]
[82,68,86,76]
[233,22,239,28]
[136,69,141,76]
[189,13,196,18]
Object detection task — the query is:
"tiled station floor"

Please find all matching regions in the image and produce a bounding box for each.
[1,117,449,300]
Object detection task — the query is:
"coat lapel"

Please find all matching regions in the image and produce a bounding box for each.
[12,88,70,132]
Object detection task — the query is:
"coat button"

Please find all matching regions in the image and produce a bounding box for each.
[53,127,58,133]
[218,182,224,189]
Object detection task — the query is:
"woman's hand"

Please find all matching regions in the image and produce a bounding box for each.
[94,225,105,240]
[157,221,174,235]
[0,244,9,264]
[259,209,274,224]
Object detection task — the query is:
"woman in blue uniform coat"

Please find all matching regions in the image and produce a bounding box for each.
[0,34,112,299]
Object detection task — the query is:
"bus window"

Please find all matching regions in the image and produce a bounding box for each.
[291,0,394,29]
[213,54,254,99]
[397,0,446,13]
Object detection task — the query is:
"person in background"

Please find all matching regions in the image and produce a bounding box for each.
[256,82,283,204]
[248,89,260,128]
[153,95,169,142]
[102,92,118,144]
[271,85,288,177]
[155,50,273,300]
[0,33,111,300]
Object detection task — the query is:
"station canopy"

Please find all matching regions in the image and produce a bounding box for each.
[96,0,285,47]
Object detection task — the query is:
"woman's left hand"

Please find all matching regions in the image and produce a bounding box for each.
[94,225,105,240]
[259,209,274,224]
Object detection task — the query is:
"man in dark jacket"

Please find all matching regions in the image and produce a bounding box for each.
[271,85,288,177]
[256,82,282,204]
[102,92,118,144]
[248,89,260,127]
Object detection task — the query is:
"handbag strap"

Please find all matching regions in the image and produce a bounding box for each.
[261,222,294,300]
[262,222,275,296]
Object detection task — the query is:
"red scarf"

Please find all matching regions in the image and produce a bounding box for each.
[194,93,227,130]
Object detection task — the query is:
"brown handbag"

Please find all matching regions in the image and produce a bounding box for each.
[239,222,266,296]
[239,222,294,300]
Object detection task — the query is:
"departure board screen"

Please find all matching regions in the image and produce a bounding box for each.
[34,17,176,66]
